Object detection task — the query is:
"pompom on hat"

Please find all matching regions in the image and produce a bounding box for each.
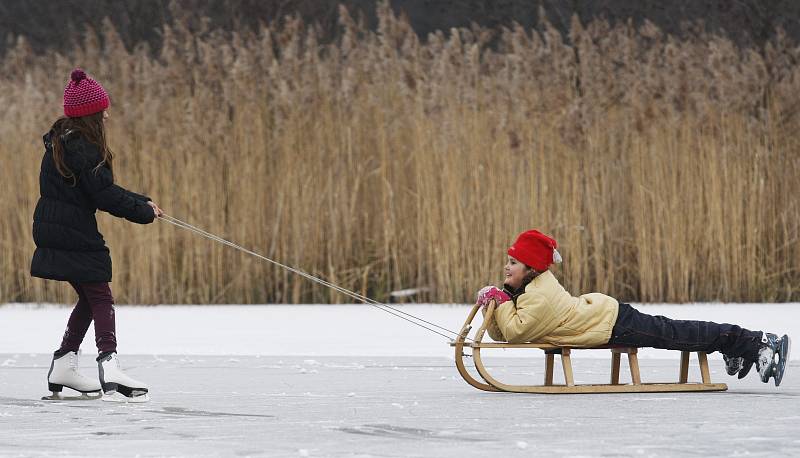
[507,230,563,272]
[63,68,110,118]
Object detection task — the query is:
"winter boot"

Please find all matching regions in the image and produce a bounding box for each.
[723,355,744,376]
[43,351,102,400]
[98,352,149,402]
[756,333,791,387]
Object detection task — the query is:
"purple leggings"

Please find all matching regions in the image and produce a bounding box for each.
[57,282,117,355]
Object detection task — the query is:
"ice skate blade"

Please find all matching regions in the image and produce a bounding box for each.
[102,391,150,403]
[41,391,102,401]
[774,335,791,387]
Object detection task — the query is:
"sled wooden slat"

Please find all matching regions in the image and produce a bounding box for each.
[699,352,711,384]
[561,348,575,386]
[611,352,621,384]
[451,301,728,394]
[680,351,690,383]
[628,349,642,385]
[544,354,555,385]
[452,342,619,349]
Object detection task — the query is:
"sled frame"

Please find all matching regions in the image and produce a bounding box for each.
[450,301,728,394]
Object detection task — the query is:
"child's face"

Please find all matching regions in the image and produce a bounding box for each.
[503,256,531,290]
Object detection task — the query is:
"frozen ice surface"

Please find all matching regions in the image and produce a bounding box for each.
[1,354,798,457]
[0,303,799,457]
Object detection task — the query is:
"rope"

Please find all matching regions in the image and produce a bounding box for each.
[158,214,468,341]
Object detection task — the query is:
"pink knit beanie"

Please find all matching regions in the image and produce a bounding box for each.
[63,68,110,118]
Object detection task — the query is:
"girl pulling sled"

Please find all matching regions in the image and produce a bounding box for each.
[32,68,162,402]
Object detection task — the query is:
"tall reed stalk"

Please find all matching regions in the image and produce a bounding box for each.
[1,6,798,304]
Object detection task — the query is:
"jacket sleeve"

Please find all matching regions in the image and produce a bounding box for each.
[125,189,152,203]
[75,146,155,225]
[485,303,508,341]
[492,292,559,344]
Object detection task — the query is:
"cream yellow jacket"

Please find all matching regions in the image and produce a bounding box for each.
[486,270,619,346]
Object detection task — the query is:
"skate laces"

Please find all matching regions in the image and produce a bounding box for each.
[68,352,80,373]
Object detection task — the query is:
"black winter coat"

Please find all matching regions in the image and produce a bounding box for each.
[30,129,155,283]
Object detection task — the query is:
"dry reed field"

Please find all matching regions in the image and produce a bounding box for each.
[1,5,799,305]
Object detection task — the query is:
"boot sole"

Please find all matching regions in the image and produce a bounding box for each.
[48,382,102,394]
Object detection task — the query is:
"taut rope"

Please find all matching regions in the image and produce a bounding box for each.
[159,214,469,341]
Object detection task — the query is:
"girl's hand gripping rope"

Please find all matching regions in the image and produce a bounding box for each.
[147,201,164,217]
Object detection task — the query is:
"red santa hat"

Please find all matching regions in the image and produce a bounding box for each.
[507,230,562,271]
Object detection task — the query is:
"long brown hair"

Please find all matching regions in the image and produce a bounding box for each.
[51,111,113,184]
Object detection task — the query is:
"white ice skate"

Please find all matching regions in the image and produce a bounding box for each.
[42,351,102,401]
[98,353,150,403]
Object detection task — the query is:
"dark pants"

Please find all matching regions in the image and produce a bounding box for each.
[608,303,763,362]
[55,282,117,356]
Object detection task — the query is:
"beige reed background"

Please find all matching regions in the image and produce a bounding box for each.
[1,5,799,304]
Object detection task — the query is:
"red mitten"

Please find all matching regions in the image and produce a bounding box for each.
[476,286,510,306]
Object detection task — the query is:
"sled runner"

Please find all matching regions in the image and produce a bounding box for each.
[450,300,728,394]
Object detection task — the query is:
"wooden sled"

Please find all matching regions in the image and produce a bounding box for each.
[450,300,728,394]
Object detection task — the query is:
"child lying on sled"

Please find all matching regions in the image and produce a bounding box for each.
[476,229,791,386]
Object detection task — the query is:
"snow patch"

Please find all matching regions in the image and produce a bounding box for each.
[0,303,797,358]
